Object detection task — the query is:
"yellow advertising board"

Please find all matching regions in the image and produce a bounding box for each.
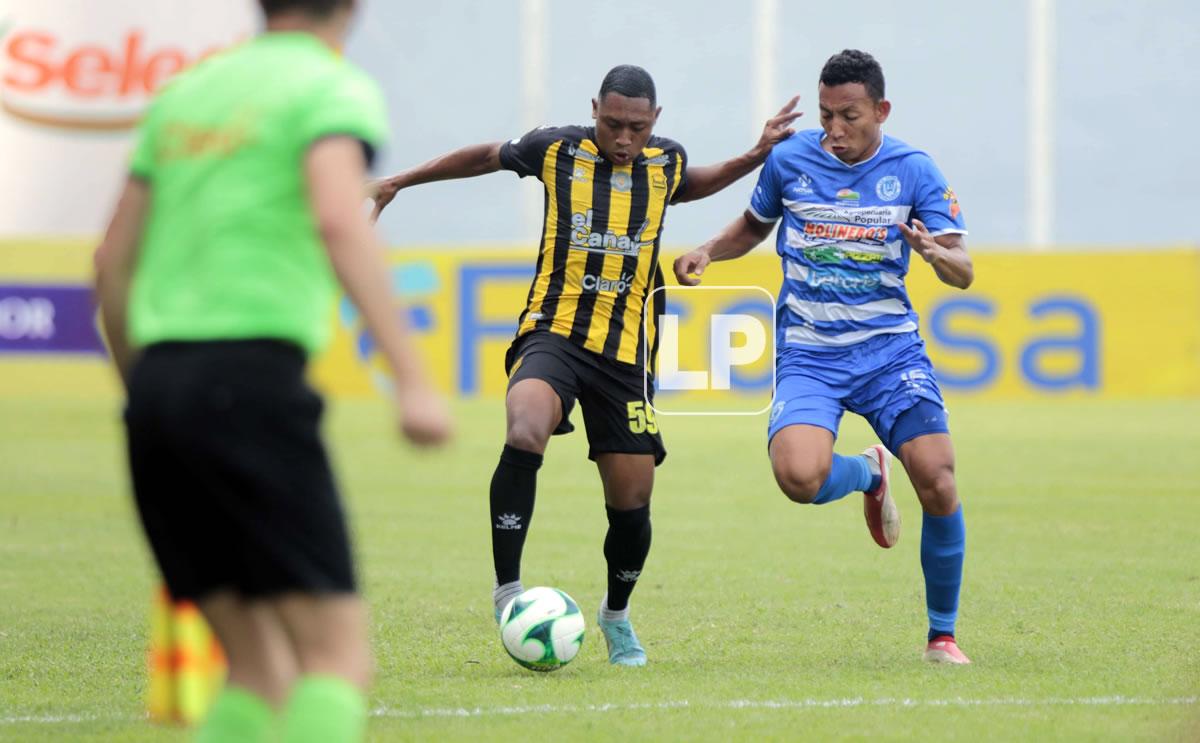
[2,240,1198,400]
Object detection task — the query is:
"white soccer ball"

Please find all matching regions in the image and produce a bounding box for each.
[499,586,585,672]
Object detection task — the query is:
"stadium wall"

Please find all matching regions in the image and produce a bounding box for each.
[2,241,1197,401]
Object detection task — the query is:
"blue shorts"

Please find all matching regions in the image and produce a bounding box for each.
[768,331,949,453]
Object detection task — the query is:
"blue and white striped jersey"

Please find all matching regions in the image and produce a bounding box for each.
[749,130,966,349]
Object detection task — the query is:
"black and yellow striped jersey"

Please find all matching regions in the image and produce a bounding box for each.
[499,125,689,372]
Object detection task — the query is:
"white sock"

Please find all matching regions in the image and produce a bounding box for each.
[598,593,630,623]
[863,451,882,477]
[493,580,524,614]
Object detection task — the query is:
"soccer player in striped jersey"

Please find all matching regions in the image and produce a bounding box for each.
[371,65,801,666]
[675,49,974,664]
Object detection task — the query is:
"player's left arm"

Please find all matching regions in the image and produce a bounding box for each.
[94,177,150,389]
[673,96,802,203]
[898,219,973,289]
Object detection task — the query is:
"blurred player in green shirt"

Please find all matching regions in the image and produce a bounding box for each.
[94,1,451,741]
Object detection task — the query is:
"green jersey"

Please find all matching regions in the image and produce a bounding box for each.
[128,32,388,355]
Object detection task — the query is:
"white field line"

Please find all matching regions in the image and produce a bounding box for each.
[3,696,1196,725]
[374,696,1198,719]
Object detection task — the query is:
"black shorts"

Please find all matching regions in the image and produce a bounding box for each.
[505,330,666,465]
[124,340,356,601]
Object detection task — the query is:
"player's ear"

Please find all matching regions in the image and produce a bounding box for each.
[654,106,662,123]
[591,98,599,120]
[876,99,892,123]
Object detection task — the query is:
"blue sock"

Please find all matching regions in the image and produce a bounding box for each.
[921,506,966,639]
[812,454,873,504]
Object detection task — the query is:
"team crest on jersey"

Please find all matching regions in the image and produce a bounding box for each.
[611,172,633,193]
[875,175,901,201]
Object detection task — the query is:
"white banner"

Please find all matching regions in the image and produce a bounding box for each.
[0,0,257,236]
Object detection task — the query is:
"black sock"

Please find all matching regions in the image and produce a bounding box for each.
[603,504,652,612]
[489,445,542,585]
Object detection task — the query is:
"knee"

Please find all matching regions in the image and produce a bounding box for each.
[773,462,828,504]
[916,467,958,516]
[607,485,652,511]
[505,419,550,454]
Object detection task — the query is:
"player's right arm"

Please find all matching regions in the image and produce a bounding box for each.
[308,136,452,446]
[368,142,504,222]
[674,142,783,286]
[673,212,774,286]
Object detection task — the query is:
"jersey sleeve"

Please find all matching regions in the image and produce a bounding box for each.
[910,154,967,235]
[300,69,389,168]
[129,98,160,181]
[668,143,689,204]
[498,126,562,179]
[747,148,783,222]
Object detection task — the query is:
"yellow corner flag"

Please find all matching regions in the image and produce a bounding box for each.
[147,587,227,725]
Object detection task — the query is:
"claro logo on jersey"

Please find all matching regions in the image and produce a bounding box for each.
[582,271,634,295]
[0,20,241,129]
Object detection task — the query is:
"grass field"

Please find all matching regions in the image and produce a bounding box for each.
[1,394,1198,741]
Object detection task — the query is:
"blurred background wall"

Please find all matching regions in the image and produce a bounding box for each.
[1,0,1197,399]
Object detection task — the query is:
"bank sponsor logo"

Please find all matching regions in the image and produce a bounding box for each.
[785,202,910,226]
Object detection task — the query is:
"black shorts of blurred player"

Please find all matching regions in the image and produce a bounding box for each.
[125,339,362,699]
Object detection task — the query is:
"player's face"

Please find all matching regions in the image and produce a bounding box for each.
[818,82,891,164]
[592,93,661,166]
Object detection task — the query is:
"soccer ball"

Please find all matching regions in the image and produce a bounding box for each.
[499,586,585,672]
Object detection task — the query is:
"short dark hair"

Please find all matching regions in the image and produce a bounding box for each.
[259,0,350,18]
[819,49,885,101]
[598,65,657,107]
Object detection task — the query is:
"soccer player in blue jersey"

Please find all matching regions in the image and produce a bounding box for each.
[675,49,973,663]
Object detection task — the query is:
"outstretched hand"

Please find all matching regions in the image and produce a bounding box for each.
[897,218,945,264]
[673,249,711,286]
[368,176,401,224]
[754,96,804,156]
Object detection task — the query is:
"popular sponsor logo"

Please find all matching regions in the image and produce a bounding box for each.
[1,24,241,130]
[582,271,634,295]
[0,285,105,353]
[789,202,909,226]
[835,188,860,202]
[569,209,649,256]
[943,186,961,219]
[876,175,901,201]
